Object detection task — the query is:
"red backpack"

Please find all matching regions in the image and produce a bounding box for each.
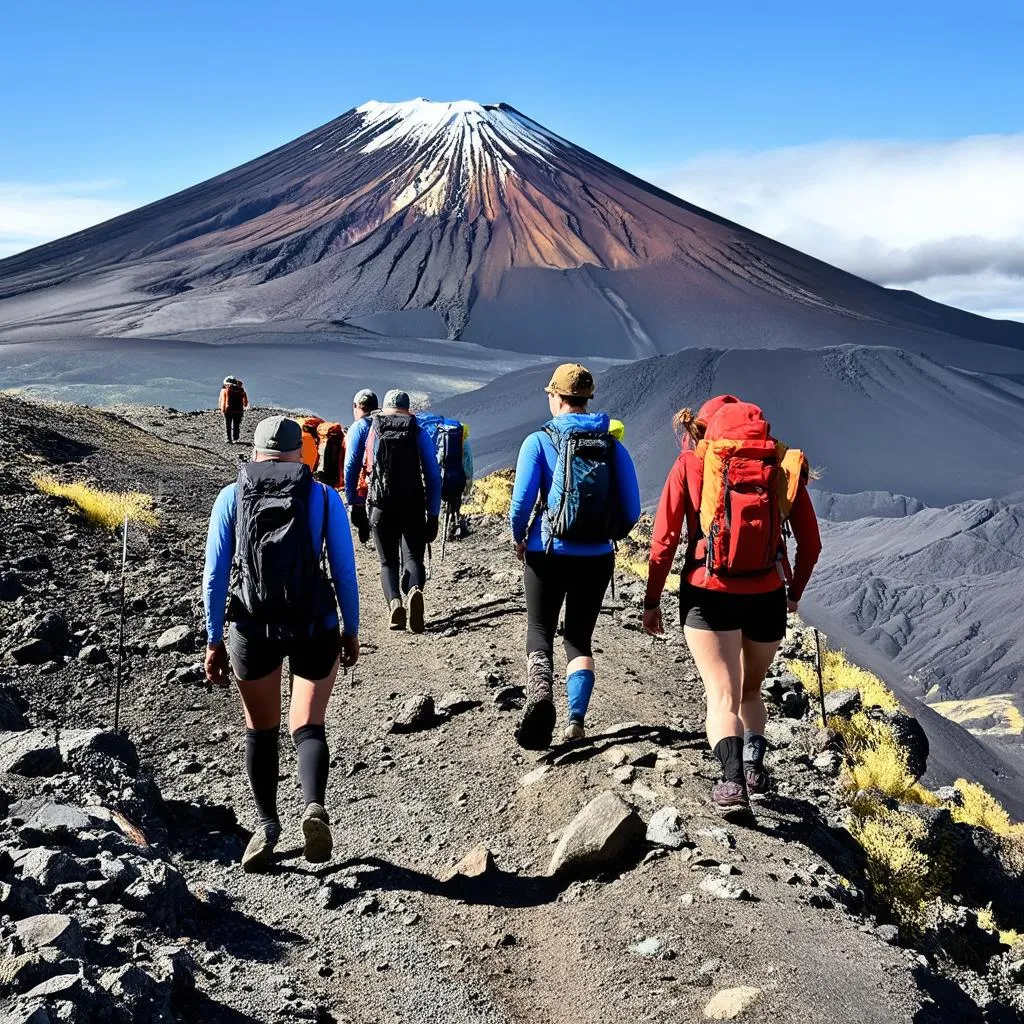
[684,402,806,577]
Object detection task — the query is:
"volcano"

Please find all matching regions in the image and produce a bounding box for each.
[2,97,1024,365]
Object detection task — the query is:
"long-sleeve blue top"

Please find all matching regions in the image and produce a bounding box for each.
[509,412,641,556]
[343,416,372,507]
[343,413,441,518]
[203,481,360,644]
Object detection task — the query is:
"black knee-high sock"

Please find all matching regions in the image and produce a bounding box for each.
[713,736,745,785]
[292,724,329,807]
[244,727,280,824]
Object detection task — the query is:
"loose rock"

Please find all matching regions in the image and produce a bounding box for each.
[548,790,645,878]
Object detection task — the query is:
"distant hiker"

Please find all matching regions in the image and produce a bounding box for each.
[219,376,249,443]
[203,415,360,872]
[417,412,474,543]
[345,389,441,633]
[643,396,821,813]
[343,389,379,544]
[509,363,641,748]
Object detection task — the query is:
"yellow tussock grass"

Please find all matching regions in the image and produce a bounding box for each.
[951,778,1012,834]
[790,648,899,711]
[33,474,157,531]
[849,808,932,921]
[464,469,515,517]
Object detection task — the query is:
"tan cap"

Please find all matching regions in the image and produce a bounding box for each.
[544,362,594,399]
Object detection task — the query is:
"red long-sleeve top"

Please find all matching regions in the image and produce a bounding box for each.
[645,452,822,606]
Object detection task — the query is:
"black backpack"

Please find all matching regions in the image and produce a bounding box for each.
[366,414,425,511]
[229,462,331,638]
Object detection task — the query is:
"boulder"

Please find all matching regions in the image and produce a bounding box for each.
[15,848,85,891]
[0,731,62,777]
[0,571,26,601]
[436,692,480,716]
[9,639,53,666]
[121,862,192,930]
[704,986,762,1019]
[646,807,688,850]
[154,625,193,654]
[390,694,436,733]
[824,689,862,719]
[15,915,84,958]
[14,801,94,845]
[100,964,171,1018]
[548,790,645,878]
[0,685,28,731]
[21,612,69,651]
[699,874,750,900]
[58,728,140,773]
[77,644,109,665]
[443,845,497,882]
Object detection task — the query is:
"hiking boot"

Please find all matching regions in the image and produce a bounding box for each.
[388,598,406,630]
[407,588,425,634]
[241,820,281,873]
[744,764,771,797]
[563,719,586,742]
[515,651,556,750]
[301,803,333,864]
[711,780,750,813]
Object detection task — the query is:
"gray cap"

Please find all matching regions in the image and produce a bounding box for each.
[383,389,410,410]
[253,415,302,454]
[353,388,378,410]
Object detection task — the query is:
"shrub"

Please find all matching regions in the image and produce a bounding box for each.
[850,807,933,924]
[790,648,899,711]
[842,725,915,798]
[464,468,515,517]
[951,779,1012,835]
[33,474,158,531]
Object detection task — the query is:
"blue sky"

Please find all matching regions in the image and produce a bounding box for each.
[2,0,1024,315]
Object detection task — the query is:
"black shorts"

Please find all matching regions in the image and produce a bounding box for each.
[227,622,339,682]
[678,584,787,643]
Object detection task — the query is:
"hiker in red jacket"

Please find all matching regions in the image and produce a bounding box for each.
[643,395,821,813]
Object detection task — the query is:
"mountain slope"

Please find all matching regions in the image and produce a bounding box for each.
[2,99,1024,367]
[446,345,1024,508]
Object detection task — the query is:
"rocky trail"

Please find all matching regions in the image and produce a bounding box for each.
[0,395,1019,1023]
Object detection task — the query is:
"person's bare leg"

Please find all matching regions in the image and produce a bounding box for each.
[684,627,743,747]
[739,638,780,736]
[684,626,749,807]
[289,659,340,862]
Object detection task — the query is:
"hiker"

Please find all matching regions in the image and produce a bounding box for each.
[509,363,641,748]
[345,389,441,633]
[417,412,474,541]
[219,376,248,443]
[642,396,821,813]
[202,415,360,872]
[296,416,324,472]
[343,389,379,544]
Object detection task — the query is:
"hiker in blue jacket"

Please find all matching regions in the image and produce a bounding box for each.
[509,363,641,749]
[203,416,360,873]
[343,388,379,543]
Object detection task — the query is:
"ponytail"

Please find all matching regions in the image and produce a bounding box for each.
[672,407,705,450]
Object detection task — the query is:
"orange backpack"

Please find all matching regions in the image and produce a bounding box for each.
[685,402,806,577]
[315,422,346,488]
[295,417,324,472]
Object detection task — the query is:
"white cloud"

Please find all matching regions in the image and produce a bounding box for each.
[653,135,1024,321]
[0,181,134,259]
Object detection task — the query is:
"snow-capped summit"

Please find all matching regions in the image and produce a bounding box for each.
[1,98,1023,363]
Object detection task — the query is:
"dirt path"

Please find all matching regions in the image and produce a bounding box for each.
[1,399,946,1023]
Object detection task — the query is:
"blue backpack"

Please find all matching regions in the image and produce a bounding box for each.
[541,420,633,550]
[418,414,467,502]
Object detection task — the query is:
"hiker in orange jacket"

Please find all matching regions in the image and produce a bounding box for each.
[220,377,249,443]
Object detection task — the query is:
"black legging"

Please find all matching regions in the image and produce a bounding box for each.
[224,411,243,441]
[369,507,427,601]
[524,550,614,662]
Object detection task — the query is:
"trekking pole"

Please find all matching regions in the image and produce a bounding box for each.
[440,503,449,564]
[814,628,828,728]
[426,542,433,581]
[113,513,129,734]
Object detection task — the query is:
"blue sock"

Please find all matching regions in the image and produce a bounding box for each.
[566,669,595,723]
